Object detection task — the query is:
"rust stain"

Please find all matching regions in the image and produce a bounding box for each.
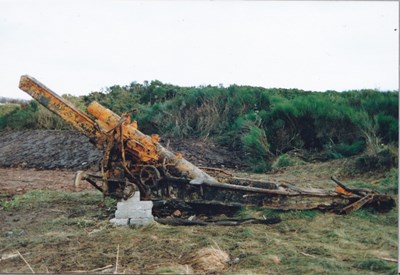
[19,75,98,140]
[335,186,353,196]
[87,101,159,163]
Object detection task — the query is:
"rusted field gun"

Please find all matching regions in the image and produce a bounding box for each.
[19,75,395,215]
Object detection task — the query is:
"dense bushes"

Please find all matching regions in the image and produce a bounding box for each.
[0,101,69,130]
[1,81,398,172]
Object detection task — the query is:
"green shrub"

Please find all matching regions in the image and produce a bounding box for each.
[274,154,294,167]
[355,148,396,172]
[375,113,398,144]
[330,140,366,158]
[227,116,273,172]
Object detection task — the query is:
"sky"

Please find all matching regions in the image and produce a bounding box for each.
[0,0,398,100]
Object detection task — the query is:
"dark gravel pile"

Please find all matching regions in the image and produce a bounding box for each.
[0,130,102,170]
[166,137,244,170]
[0,130,243,170]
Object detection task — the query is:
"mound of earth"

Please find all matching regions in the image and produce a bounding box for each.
[0,130,102,170]
[0,130,243,171]
[165,137,244,170]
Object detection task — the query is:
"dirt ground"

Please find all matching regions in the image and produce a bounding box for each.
[0,130,397,274]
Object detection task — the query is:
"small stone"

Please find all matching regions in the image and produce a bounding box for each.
[172,209,182,217]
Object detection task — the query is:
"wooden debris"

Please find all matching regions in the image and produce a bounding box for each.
[300,252,318,258]
[114,244,119,274]
[17,250,35,273]
[90,264,113,272]
[155,217,281,226]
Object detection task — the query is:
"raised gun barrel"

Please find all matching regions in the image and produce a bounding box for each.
[19,75,98,141]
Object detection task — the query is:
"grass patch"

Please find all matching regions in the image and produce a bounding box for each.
[273,153,306,168]
[0,184,397,274]
[0,190,114,210]
[378,168,398,194]
[353,258,396,273]
[345,171,398,195]
[279,209,319,220]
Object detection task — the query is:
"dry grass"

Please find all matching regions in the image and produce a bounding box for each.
[184,246,230,273]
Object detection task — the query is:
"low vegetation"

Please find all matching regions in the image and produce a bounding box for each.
[0,186,397,274]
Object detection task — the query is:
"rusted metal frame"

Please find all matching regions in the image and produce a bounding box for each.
[18,75,395,214]
[97,118,134,198]
[83,176,104,193]
[339,195,375,214]
[87,101,160,163]
[18,75,98,140]
[232,177,283,187]
[160,175,359,201]
[83,173,127,198]
[330,176,373,196]
[199,179,359,198]
[100,134,114,180]
[118,160,148,198]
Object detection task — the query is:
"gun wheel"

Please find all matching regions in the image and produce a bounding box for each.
[140,165,161,189]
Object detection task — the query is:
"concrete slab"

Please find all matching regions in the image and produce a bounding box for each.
[109,218,129,226]
[110,191,154,226]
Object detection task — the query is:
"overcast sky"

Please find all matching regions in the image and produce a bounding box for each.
[0,1,398,100]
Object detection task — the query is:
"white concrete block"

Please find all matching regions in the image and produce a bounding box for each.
[117,200,153,210]
[110,191,155,226]
[115,209,153,219]
[128,217,154,225]
[109,218,129,226]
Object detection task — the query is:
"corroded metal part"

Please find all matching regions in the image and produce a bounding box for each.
[87,101,160,163]
[19,75,98,141]
[87,101,215,181]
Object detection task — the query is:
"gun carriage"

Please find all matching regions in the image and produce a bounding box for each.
[19,75,395,216]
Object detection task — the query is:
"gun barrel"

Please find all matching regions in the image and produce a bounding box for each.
[19,75,98,140]
[87,101,215,181]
